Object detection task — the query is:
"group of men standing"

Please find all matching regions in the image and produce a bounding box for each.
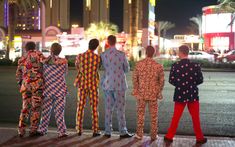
[16,34,207,146]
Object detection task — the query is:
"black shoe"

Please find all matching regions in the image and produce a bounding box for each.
[29,131,44,137]
[196,138,207,145]
[58,133,68,139]
[77,132,82,136]
[103,134,111,138]
[18,134,24,138]
[120,133,134,139]
[93,132,101,137]
[164,136,173,146]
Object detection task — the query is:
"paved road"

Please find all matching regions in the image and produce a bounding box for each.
[0,67,234,137]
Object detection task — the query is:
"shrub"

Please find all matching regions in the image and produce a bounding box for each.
[65,55,76,67]
[0,58,13,66]
[158,59,175,68]
[12,57,21,66]
[129,56,136,71]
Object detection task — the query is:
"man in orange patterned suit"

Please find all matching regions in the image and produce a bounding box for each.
[132,46,165,141]
[74,39,101,137]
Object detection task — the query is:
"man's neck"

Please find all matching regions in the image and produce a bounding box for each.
[110,45,115,48]
[180,56,188,60]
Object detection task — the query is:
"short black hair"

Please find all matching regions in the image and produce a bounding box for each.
[89,39,99,51]
[107,35,116,46]
[25,42,36,51]
[179,45,189,55]
[51,43,62,55]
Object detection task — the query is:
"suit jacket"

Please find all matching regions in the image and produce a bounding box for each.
[132,58,165,101]
[74,50,101,90]
[43,55,68,98]
[16,50,44,93]
[100,47,129,91]
[169,58,203,102]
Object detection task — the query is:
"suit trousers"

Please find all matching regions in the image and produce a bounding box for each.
[104,90,128,135]
[76,88,99,133]
[165,101,204,140]
[39,96,67,137]
[136,99,158,139]
[18,89,42,135]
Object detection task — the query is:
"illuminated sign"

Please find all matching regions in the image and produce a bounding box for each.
[150,0,155,6]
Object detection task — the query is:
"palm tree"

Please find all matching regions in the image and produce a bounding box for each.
[85,21,118,54]
[156,21,175,53]
[218,0,235,26]
[130,0,138,57]
[0,0,39,59]
[190,15,202,37]
[190,15,203,50]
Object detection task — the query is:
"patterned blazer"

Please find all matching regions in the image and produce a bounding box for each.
[100,47,130,91]
[74,50,101,90]
[16,50,44,93]
[132,58,165,101]
[43,55,68,98]
[169,58,203,102]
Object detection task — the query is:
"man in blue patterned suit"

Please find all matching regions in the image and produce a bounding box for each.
[164,45,207,146]
[101,35,133,138]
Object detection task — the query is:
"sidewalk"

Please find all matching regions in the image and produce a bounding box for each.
[0,126,234,147]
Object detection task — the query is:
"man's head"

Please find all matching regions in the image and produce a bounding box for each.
[50,43,62,56]
[178,45,189,59]
[107,35,116,46]
[146,46,155,58]
[25,42,36,52]
[89,39,99,51]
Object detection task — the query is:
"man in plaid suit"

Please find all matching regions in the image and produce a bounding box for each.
[38,43,68,138]
[74,39,101,137]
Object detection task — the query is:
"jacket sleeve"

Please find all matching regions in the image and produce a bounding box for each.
[169,64,177,86]
[75,54,80,70]
[196,64,203,85]
[123,54,130,73]
[132,65,139,97]
[16,58,23,87]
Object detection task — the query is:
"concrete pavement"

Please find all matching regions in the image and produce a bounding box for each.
[0,125,234,147]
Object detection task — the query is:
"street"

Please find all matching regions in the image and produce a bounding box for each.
[0,67,234,137]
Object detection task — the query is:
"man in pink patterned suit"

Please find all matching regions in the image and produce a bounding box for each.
[132,46,165,141]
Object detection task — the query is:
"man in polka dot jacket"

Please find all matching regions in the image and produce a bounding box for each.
[164,45,207,146]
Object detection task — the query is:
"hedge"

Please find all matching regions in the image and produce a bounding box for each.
[1,58,235,70]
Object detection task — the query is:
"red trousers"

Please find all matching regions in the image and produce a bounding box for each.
[165,101,204,140]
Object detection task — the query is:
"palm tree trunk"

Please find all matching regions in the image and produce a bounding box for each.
[130,0,138,58]
[157,23,161,53]
[41,0,46,50]
[6,3,16,60]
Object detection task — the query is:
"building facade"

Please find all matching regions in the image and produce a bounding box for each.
[83,0,109,29]
[202,5,235,52]
[123,0,155,47]
[0,0,70,30]
[44,0,70,30]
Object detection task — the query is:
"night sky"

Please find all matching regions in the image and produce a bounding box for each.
[70,0,218,38]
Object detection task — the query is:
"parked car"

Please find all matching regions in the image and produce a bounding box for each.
[0,50,6,59]
[188,51,214,62]
[216,50,235,63]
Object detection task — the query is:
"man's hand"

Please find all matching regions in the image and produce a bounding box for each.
[158,93,163,100]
